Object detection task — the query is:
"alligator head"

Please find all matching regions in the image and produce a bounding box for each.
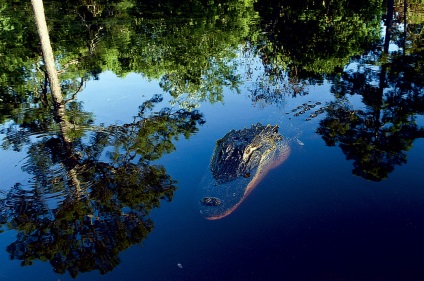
[199,123,290,220]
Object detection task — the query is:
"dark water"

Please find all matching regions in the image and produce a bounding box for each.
[1,0,424,280]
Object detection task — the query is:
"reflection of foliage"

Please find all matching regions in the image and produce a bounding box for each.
[4,185,154,277]
[238,42,309,108]
[160,58,241,109]
[0,95,205,277]
[91,94,205,163]
[0,100,93,152]
[1,0,259,114]
[252,0,382,81]
[317,2,424,181]
[318,72,424,181]
[242,0,383,107]
[317,100,423,181]
[119,0,259,108]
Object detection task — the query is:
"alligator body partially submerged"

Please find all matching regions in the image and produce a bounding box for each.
[199,123,290,220]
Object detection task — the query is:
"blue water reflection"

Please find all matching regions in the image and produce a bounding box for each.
[76,72,424,280]
[2,67,424,280]
[1,0,424,279]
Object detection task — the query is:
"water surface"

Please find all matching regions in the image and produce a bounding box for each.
[1,0,424,280]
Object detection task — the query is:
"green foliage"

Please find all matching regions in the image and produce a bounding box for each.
[253,0,383,79]
[0,92,204,277]
[1,0,424,277]
[316,100,418,181]
[316,1,424,181]
[100,94,205,163]
[0,0,260,112]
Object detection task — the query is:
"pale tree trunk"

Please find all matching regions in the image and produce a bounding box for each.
[31,0,63,105]
[31,0,70,146]
[31,0,83,195]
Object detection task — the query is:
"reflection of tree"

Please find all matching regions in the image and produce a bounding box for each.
[4,3,202,251]
[1,0,259,113]
[0,95,205,277]
[317,100,423,181]
[317,1,424,181]
[31,0,63,105]
[121,0,259,109]
[245,0,382,106]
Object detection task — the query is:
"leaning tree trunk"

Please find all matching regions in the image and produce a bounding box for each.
[31,0,83,193]
[31,0,63,105]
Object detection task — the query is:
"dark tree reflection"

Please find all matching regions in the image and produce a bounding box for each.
[0,95,204,277]
[317,1,424,181]
[317,99,423,181]
[245,0,382,106]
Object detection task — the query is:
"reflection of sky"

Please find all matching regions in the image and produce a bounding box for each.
[0,120,33,194]
[78,71,167,126]
[381,23,402,53]
[0,148,31,194]
[76,62,339,158]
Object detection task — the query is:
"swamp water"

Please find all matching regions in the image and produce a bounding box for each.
[1,1,424,280]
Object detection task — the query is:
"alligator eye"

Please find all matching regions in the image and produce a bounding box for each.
[243,173,251,178]
[201,197,221,206]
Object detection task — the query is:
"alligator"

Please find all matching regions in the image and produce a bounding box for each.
[199,123,290,220]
